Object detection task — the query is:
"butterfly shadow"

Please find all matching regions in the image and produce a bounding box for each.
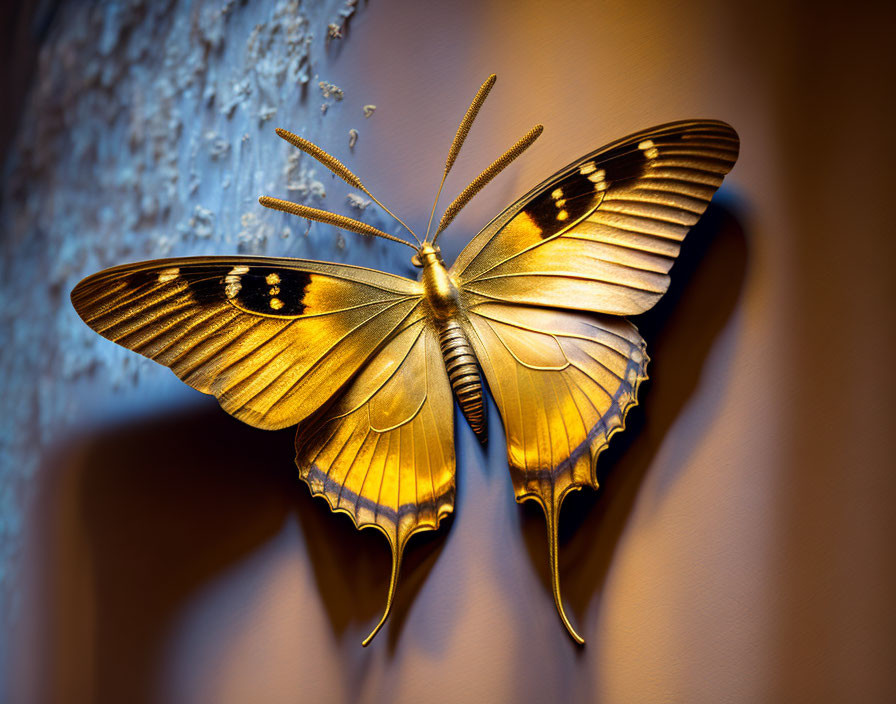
[26,391,449,701]
[23,404,286,701]
[516,202,749,645]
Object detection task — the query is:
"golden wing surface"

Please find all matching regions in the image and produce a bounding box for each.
[71,256,423,430]
[451,120,738,315]
[462,303,648,643]
[294,318,455,645]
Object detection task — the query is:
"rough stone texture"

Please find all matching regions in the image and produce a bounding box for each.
[0,0,400,686]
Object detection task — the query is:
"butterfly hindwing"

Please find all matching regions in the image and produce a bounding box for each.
[463,303,647,498]
[452,120,738,316]
[294,318,455,644]
[71,256,424,430]
[461,302,648,642]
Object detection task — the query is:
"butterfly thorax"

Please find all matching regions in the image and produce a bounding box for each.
[417,243,461,323]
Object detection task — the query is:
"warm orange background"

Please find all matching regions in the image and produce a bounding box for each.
[9,0,896,702]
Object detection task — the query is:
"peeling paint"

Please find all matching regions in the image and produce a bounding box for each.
[346,193,370,211]
[319,80,345,101]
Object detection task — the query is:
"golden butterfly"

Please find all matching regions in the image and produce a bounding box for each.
[71,74,739,646]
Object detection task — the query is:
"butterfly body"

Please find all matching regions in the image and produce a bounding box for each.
[416,242,488,441]
[71,74,738,646]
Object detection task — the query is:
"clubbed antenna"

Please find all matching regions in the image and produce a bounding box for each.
[258,196,418,251]
[445,74,497,173]
[276,128,362,188]
[275,128,421,246]
[424,74,497,241]
[433,124,544,241]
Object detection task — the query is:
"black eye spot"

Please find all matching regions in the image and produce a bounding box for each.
[172,265,231,301]
[231,267,313,315]
[140,264,314,317]
[596,139,652,183]
[522,132,679,238]
[523,169,605,237]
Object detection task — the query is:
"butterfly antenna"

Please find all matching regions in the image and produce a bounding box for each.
[545,492,585,645]
[432,124,543,244]
[259,197,418,251]
[274,128,422,246]
[424,74,497,242]
[361,538,404,646]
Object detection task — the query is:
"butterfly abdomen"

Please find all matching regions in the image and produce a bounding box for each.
[438,320,486,442]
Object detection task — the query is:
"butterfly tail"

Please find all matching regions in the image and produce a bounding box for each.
[361,536,404,647]
[545,490,586,646]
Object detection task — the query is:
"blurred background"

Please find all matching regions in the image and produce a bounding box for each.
[1,0,894,702]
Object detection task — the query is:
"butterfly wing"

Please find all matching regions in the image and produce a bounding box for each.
[453,120,739,642]
[294,317,455,645]
[71,256,424,430]
[464,304,647,495]
[72,256,450,644]
[452,120,739,316]
[461,303,647,643]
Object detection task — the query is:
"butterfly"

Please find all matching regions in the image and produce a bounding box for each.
[71,74,739,646]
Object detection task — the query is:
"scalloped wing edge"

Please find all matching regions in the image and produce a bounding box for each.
[514,344,650,644]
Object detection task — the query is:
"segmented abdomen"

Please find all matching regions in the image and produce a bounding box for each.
[438,320,486,442]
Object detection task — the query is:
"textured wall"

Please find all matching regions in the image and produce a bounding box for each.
[3,0,895,702]
[0,0,403,695]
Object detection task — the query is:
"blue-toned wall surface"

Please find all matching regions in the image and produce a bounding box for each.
[1,0,409,696]
[2,1,894,702]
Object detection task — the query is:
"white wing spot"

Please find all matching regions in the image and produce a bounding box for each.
[157,267,179,283]
[266,272,281,285]
[557,210,569,221]
[551,187,564,200]
[224,265,250,299]
[270,297,284,310]
[588,168,608,191]
[224,280,241,298]
[638,140,659,159]
[579,161,596,176]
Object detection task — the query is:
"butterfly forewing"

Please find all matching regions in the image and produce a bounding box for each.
[452,120,738,316]
[71,256,424,430]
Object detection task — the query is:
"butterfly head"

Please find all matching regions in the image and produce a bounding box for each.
[411,242,443,269]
